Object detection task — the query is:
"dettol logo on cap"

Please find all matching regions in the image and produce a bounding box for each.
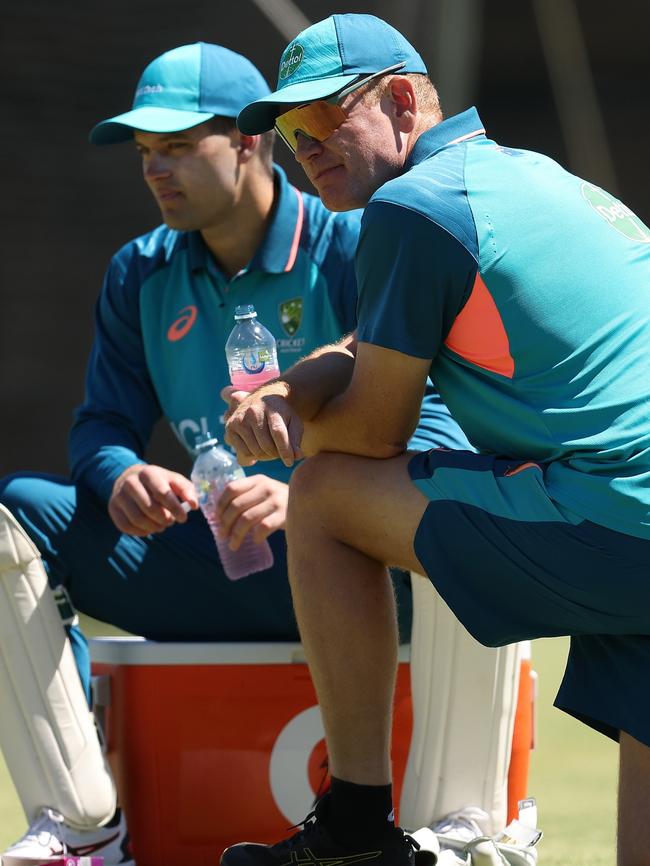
[279,43,304,80]
[582,182,650,243]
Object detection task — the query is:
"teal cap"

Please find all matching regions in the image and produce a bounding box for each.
[238,14,427,134]
[90,42,270,145]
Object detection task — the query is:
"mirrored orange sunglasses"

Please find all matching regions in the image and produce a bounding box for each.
[274,62,406,153]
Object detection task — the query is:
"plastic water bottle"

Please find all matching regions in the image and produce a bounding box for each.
[190,432,274,581]
[225,304,280,391]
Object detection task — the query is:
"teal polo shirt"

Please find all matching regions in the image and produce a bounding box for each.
[70,166,360,496]
[356,108,650,540]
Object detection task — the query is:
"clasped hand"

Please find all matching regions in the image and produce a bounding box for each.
[223,385,304,468]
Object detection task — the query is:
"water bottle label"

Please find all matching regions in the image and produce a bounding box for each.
[194,478,215,508]
[239,348,274,375]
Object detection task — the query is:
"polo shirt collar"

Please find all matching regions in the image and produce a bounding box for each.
[249,165,304,274]
[187,229,211,273]
[186,164,304,277]
[406,107,486,170]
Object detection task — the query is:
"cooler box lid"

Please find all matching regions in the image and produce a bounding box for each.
[89,636,410,665]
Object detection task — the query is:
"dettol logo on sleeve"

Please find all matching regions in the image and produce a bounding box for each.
[582,182,650,243]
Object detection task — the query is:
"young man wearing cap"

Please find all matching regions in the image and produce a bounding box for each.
[224,12,650,866]
[0,40,360,864]
[0,39,497,865]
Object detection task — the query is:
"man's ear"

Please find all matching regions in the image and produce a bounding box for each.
[389,77,417,129]
[237,132,259,161]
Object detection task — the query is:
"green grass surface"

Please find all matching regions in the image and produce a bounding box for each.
[0,624,617,862]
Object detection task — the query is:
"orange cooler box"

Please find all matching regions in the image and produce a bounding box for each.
[90,639,413,866]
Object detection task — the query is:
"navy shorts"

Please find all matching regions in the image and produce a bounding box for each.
[408,448,650,745]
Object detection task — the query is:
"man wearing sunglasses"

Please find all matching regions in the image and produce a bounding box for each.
[0,37,510,866]
[225,12,650,866]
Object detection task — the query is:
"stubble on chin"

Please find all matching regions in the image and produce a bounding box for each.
[159,206,197,231]
[161,214,183,229]
[322,190,368,213]
[315,181,362,213]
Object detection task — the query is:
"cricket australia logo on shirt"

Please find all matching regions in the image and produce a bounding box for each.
[279,297,303,336]
[581,182,650,243]
[279,44,304,80]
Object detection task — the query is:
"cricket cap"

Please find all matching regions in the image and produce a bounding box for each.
[238,14,427,134]
[90,42,270,144]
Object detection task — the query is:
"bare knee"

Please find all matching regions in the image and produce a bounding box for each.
[287,453,373,550]
[287,454,342,533]
[289,454,347,507]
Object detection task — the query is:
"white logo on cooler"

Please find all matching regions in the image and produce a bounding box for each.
[269,705,325,824]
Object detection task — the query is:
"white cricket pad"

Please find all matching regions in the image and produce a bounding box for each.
[399,574,523,836]
[0,504,116,828]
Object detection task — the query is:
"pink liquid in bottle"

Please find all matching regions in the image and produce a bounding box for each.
[191,433,275,581]
[204,489,274,581]
[230,367,278,391]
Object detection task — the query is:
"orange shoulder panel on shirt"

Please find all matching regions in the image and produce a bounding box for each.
[444,272,514,378]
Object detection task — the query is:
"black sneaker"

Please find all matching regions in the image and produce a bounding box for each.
[220,801,418,866]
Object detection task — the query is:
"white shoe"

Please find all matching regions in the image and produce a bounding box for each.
[412,832,468,865]
[424,804,541,866]
[2,807,135,866]
[466,836,538,866]
[433,806,489,847]
[431,806,540,866]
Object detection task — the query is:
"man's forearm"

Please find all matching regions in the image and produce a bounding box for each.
[300,390,416,459]
[297,342,428,459]
[226,338,426,464]
[252,335,356,421]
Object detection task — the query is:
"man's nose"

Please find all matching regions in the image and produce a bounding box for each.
[294,132,323,163]
[144,153,171,179]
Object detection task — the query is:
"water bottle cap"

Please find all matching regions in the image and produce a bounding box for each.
[194,431,218,449]
[233,304,257,321]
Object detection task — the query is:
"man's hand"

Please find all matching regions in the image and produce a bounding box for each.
[220,385,250,423]
[215,474,288,550]
[225,386,304,468]
[108,464,198,536]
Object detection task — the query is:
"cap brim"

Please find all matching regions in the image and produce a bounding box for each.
[237,73,358,134]
[89,106,216,144]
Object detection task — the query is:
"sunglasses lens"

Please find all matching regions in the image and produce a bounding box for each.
[275,101,347,151]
